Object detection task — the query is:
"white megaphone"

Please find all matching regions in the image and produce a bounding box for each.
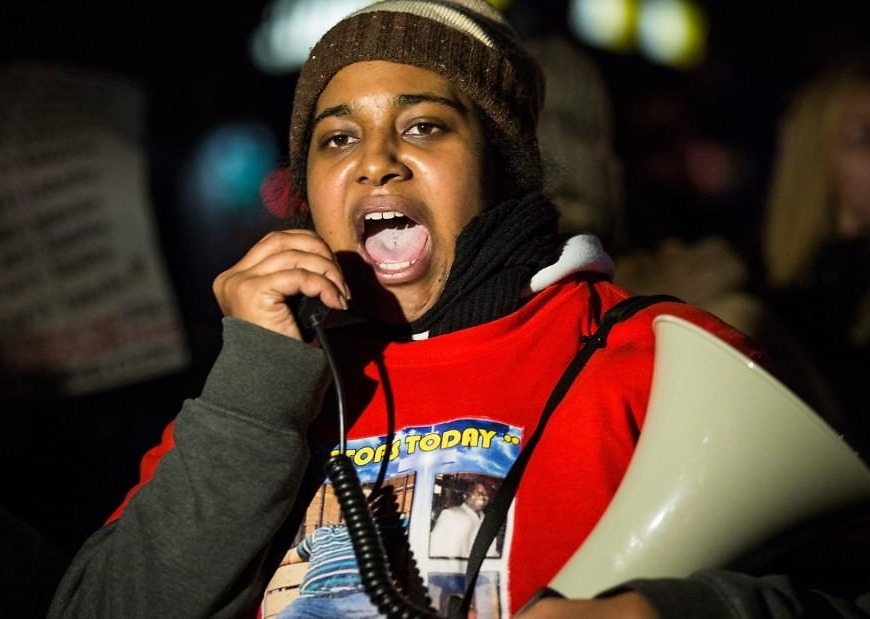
[547,314,870,599]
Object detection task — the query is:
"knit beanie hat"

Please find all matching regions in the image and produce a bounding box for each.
[286,0,546,212]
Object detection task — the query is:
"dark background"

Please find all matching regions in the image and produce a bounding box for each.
[2,0,870,615]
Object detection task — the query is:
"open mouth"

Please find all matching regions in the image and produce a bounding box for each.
[361,210,431,281]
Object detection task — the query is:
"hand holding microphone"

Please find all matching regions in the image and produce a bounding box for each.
[515,591,658,619]
[212,229,351,341]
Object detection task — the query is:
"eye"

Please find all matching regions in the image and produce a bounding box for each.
[405,121,444,137]
[318,131,358,150]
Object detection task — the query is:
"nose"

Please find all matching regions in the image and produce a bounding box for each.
[356,136,410,186]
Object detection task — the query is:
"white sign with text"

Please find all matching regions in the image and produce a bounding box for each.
[0,62,189,396]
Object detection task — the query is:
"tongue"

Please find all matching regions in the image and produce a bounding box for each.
[364,221,429,266]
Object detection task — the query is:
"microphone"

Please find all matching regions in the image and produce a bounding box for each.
[290,295,366,342]
[287,296,330,342]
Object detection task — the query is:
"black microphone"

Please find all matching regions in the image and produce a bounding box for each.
[287,296,330,342]
[290,295,366,342]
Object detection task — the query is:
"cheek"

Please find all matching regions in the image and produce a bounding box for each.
[441,155,487,226]
[310,207,349,250]
[307,165,348,237]
[308,194,347,248]
[306,161,334,205]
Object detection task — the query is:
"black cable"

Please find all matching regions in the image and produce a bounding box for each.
[326,455,439,619]
[307,305,440,618]
[310,311,347,454]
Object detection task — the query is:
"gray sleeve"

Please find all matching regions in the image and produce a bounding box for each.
[612,570,870,618]
[48,317,332,619]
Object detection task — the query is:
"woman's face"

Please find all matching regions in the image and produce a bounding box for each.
[832,83,870,238]
[306,61,488,324]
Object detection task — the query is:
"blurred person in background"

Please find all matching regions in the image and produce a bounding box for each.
[762,56,870,450]
[522,35,625,248]
[526,34,846,436]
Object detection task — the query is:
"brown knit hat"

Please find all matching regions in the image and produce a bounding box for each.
[287,0,546,209]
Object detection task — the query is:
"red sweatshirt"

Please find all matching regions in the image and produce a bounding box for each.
[108,277,763,617]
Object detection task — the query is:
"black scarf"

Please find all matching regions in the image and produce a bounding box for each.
[406,192,561,337]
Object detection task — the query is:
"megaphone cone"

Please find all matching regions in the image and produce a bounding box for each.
[547,314,870,599]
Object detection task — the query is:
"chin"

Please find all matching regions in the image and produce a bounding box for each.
[338,250,444,326]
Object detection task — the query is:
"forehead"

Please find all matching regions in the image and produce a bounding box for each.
[316,60,472,110]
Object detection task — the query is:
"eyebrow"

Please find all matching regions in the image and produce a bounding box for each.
[396,93,468,114]
[312,92,468,127]
[313,104,351,125]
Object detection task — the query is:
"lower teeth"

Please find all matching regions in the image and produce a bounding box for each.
[379,260,414,271]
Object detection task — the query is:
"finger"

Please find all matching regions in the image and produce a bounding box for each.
[217,267,347,317]
[280,269,349,312]
[238,249,350,301]
[233,229,335,271]
[213,270,347,341]
[216,235,352,301]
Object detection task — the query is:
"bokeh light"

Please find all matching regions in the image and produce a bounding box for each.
[184,122,280,214]
[638,0,707,68]
[569,0,707,68]
[487,0,514,10]
[569,0,640,53]
[249,0,509,74]
[250,0,371,74]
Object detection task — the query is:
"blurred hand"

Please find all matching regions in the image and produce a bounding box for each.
[516,591,659,619]
[212,229,350,340]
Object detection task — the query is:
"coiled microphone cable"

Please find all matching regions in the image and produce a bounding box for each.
[302,299,441,619]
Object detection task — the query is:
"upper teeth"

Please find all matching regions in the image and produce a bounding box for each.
[364,211,405,221]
